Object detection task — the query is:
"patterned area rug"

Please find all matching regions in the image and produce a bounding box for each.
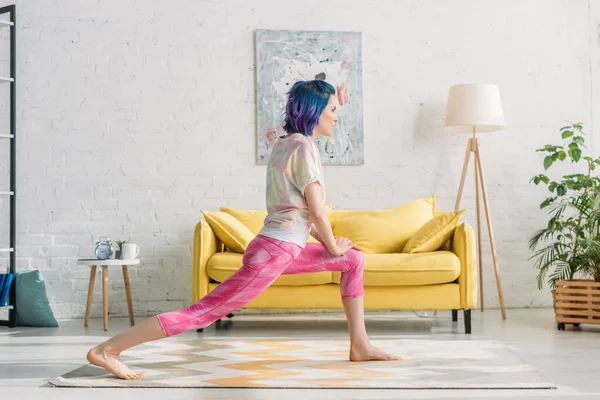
[50,338,556,389]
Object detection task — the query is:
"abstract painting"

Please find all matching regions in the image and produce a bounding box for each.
[255,29,363,165]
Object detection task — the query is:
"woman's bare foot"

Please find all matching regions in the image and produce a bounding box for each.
[86,345,144,380]
[349,342,402,362]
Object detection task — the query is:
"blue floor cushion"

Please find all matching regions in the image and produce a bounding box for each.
[15,270,58,327]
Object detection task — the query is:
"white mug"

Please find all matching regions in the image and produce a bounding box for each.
[121,243,140,260]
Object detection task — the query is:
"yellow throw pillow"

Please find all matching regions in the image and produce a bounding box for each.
[332,196,436,253]
[402,209,465,253]
[220,205,333,243]
[201,210,254,253]
[433,211,453,250]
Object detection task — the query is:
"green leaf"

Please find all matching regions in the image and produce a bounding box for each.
[571,148,582,162]
[549,182,557,192]
[573,136,585,145]
[544,156,554,170]
[558,151,567,161]
[569,142,579,150]
[584,156,593,162]
[540,197,555,209]
[560,125,572,131]
[540,175,550,184]
[557,185,567,196]
[562,130,574,139]
[534,176,540,185]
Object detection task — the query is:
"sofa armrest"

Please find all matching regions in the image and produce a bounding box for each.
[452,222,478,310]
[192,219,222,303]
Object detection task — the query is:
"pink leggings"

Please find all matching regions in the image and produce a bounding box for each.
[156,234,364,337]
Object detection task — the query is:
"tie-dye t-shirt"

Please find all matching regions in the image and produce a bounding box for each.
[258,134,324,247]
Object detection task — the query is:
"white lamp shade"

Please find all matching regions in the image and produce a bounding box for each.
[443,83,506,133]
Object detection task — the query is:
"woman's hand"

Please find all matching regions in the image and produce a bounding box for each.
[335,236,361,251]
[328,236,361,256]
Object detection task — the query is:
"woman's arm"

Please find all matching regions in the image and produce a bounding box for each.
[309,223,324,243]
[305,182,339,255]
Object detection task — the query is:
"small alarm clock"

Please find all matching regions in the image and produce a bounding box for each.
[95,236,114,260]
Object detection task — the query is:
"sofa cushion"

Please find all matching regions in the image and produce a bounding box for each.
[219,207,267,236]
[331,195,436,253]
[329,209,370,228]
[220,205,333,243]
[332,251,460,286]
[201,211,254,253]
[207,252,333,286]
[402,209,465,253]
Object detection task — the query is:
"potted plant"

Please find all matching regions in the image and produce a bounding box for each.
[529,122,600,330]
[115,240,127,259]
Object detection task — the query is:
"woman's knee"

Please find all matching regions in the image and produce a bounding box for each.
[346,249,364,268]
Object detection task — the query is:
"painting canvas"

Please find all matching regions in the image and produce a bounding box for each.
[255,29,363,165]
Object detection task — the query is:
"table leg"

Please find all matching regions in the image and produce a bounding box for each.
[102,266,108,331]
[122,265,135,326]
[84,265,97,327]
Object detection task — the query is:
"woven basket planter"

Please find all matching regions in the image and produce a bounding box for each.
[552,279,600,330]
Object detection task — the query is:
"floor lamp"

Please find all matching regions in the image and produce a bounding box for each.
[443,83,507,320]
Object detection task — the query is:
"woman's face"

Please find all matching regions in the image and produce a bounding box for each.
[313,96,339,137]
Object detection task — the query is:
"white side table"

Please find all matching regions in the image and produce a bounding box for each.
[77,259,140,331]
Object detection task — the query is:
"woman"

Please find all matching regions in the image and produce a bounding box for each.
[87,79,399,380]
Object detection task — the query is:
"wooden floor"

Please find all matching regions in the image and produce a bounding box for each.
[1,308,599,399]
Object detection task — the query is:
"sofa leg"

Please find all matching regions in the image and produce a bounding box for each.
[464,309,471,334]
[452,310,458,322]
[197,314,233,333]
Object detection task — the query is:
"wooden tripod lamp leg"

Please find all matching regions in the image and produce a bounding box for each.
[474,139,484,312]
[474,140,507,320]
[455,138,473,210]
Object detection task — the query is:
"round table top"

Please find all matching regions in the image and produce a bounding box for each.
[77,259,140,266]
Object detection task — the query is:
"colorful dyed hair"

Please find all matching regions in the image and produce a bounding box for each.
[283,80,336,136]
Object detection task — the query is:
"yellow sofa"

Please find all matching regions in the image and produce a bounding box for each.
[192,196,478,333]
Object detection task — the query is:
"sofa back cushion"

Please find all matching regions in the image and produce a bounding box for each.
[220,205,332,243]
[332,195,436,253]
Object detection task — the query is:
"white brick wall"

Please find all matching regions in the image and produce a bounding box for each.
[0,0,597,319]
